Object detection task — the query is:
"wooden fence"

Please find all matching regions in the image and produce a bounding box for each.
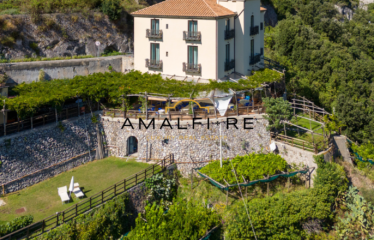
[0,102,100,137]
[271,133,316,153]
[0,155,174,240]
[290,95,330,122]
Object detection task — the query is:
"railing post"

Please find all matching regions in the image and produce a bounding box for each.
[90,197,92,208]
[124,179,126,191]
[153,164,155,175]
[42,220,45,233]
[56,212,59,226]
[114,184,116,196]
[62,211,65,222]
[27,226,30,238]
[145,169,147,180]
[135,174,137,185]
[101,191,104,203]
[76,204,78,216]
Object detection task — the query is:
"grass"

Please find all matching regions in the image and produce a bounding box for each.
[0,157,151,223]
[291,114,324,134]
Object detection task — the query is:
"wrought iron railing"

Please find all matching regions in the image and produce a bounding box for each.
[250,26,259,36]
[183,63,201,73]
[224,60,235,71]
[146,59,163,69]
[183,31,201,41]
[224,29,235,40]
[146,29,163,39]
[249,54,261,65]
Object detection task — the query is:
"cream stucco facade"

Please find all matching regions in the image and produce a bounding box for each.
[133,0,265,81]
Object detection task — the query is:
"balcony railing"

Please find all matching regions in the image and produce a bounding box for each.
[183,63,201,73]
[146,59,163,69]
[225,60,235,71]
[183,31,201,41]
[250,26,259,36]
[249,54,261,65]
[146,29,163,39]
[224,29,235,40]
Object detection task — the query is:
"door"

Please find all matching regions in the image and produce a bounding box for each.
[226,44,230,62]
[150,43,160,64]
[151,19,159,34]
[128,136,138,155]
[251,15,254,28]
[188,46,198,67]
[251,39,254,58]
[188,20,198,37]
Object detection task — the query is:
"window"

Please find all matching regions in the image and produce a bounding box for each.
[150,43,160,62]
[260,22,263,30]
[188,46,198,66]
[226,19,230,31]
[151,19,159,34]
[166,24,168,29]
[260,48,263,55]
[166,51,168,57]
[251,39,254,58]
[226,44,230,62]
[251,15,254,28]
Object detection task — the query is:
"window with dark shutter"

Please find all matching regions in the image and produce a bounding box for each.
[260,22,263,30]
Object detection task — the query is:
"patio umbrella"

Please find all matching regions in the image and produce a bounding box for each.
[68,176,74,197]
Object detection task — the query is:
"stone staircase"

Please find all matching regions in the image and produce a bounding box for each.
[333,135,352,163]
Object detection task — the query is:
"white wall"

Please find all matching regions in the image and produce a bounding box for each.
[218,0,265,75]
[217,17,235,79]
[134,17,218,80]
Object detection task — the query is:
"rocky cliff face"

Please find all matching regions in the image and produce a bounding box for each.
[261,2,278,27]
[0,13,133,59]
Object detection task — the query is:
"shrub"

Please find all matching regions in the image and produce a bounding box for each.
[313,154,348,202]
[145,173,177,205]
[34,194,131,240]
[199,153,288,185]
[101,0,121,20]
[125,199,220,240]
[0,215,34,237]
[335,186,374,239]
[29,42,39,54]
[0,36,15,47]
[71,15,79,23]
[38,69,45,82]
[225,188,333,240]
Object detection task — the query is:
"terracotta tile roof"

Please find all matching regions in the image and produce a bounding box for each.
[132,0,236,18]
[260,7,267,11]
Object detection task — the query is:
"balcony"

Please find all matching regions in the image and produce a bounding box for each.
[183,63,201,73]
[225,60,235,71]
[146,29,163,39]
[146,59,163,69]
[249,54,261,65]
[250,26,259,36]
[183,31,201,41]
[224,29,235,40]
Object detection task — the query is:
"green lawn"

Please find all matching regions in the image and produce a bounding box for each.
[290,115,324,134]
[0,157,151,223]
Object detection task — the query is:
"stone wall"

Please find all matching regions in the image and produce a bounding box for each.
[102,115,271,175]
[1,55,134,85]
[274,141,318,184]
[0,115,100,194]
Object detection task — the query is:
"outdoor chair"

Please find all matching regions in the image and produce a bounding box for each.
[72,183,85,199]
[58,186,70,204]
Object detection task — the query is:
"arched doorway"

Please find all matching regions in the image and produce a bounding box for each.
[127,136,138,155]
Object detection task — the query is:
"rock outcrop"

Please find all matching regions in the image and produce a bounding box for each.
[0,13,133,59]
[261,2,278,27]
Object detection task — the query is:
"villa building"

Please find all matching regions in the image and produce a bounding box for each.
[132,0,266,81]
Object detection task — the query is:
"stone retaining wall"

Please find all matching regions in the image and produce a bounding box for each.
[102,115,271,175]
[2,55,134,85]
[0,115,100,194]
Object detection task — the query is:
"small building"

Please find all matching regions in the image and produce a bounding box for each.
[132,0,266,81]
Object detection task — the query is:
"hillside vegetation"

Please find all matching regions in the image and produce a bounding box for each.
[0,0,149,17]
[265,0,374,143]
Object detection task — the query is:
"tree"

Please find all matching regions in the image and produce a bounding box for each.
[323,114,346,139]
[263,97,293,134]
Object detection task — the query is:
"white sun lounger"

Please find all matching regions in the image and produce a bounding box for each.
[73,183,85,199]
[58,186,70,204]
